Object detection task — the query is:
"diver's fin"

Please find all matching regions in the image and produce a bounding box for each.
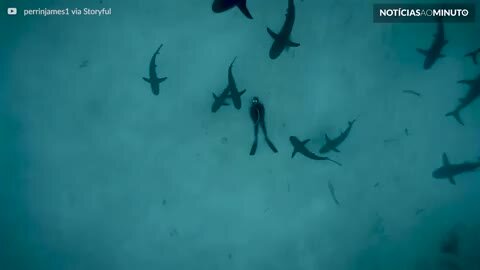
[445,110,464,126]
[250,140,258,156]
[449,177,456,185]
[267,27,279,40]
[416,48,429,56]
[442,153,450,166]
[265,138,278,153]
[286,40,300,47]
[143,77,151,83]
[237,0,253,19]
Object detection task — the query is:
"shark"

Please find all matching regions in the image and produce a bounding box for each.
[267,0,300,59]
[445,74,480,125]
[211,57,246,112]
[416,17,448,70]
[432,153,480,185]
[289,136,341,166]
[143,44,167,95]
[319,119,357,154]
[211,0,253,19]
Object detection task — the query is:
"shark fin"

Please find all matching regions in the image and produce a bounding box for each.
[301,139,310,145]
[445,110,464,126]
[222,101,230,106]
[291,149,297,158]
[438,54,446,58]
[442,153,450,166]
[332,148,340,153]
[158,77,167,83]
[239,89,246,96]
[325,134,331,142]
[267,27,279,40]
[237,0,253,19]
[458,80,474,86]
[286,40,300,47]
[465,51,479,65]
[449,177,456,185]
[143,77,151,83]
[212,93,218,100]
[416,48,429,56]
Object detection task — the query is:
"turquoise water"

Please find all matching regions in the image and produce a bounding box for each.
[1,0,479,269]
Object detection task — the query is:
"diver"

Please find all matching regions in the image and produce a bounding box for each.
[249,97,278,155]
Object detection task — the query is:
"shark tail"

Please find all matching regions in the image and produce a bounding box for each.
[327,158,342,167]
[237,0,253,19]
[445,110,464,126]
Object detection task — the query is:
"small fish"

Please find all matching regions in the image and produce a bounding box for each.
[373,182,380,188]
[79,60,89,68]
[415,208,425,215]
[404,128,410,136]
[169,228,178,237]
[383,138,399,144]
[402,90,422,97]
[328,180,340,205]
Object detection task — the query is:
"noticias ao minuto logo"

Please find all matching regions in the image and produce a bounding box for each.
[374,4,476,23]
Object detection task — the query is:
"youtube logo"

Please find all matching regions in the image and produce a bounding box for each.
[7,7,17,15]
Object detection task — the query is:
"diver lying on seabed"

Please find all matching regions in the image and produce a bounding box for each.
[249,97,278,155]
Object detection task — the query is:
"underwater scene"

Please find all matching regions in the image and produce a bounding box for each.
[1,0,480,269]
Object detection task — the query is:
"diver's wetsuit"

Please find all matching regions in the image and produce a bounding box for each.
[249,97,278,155]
